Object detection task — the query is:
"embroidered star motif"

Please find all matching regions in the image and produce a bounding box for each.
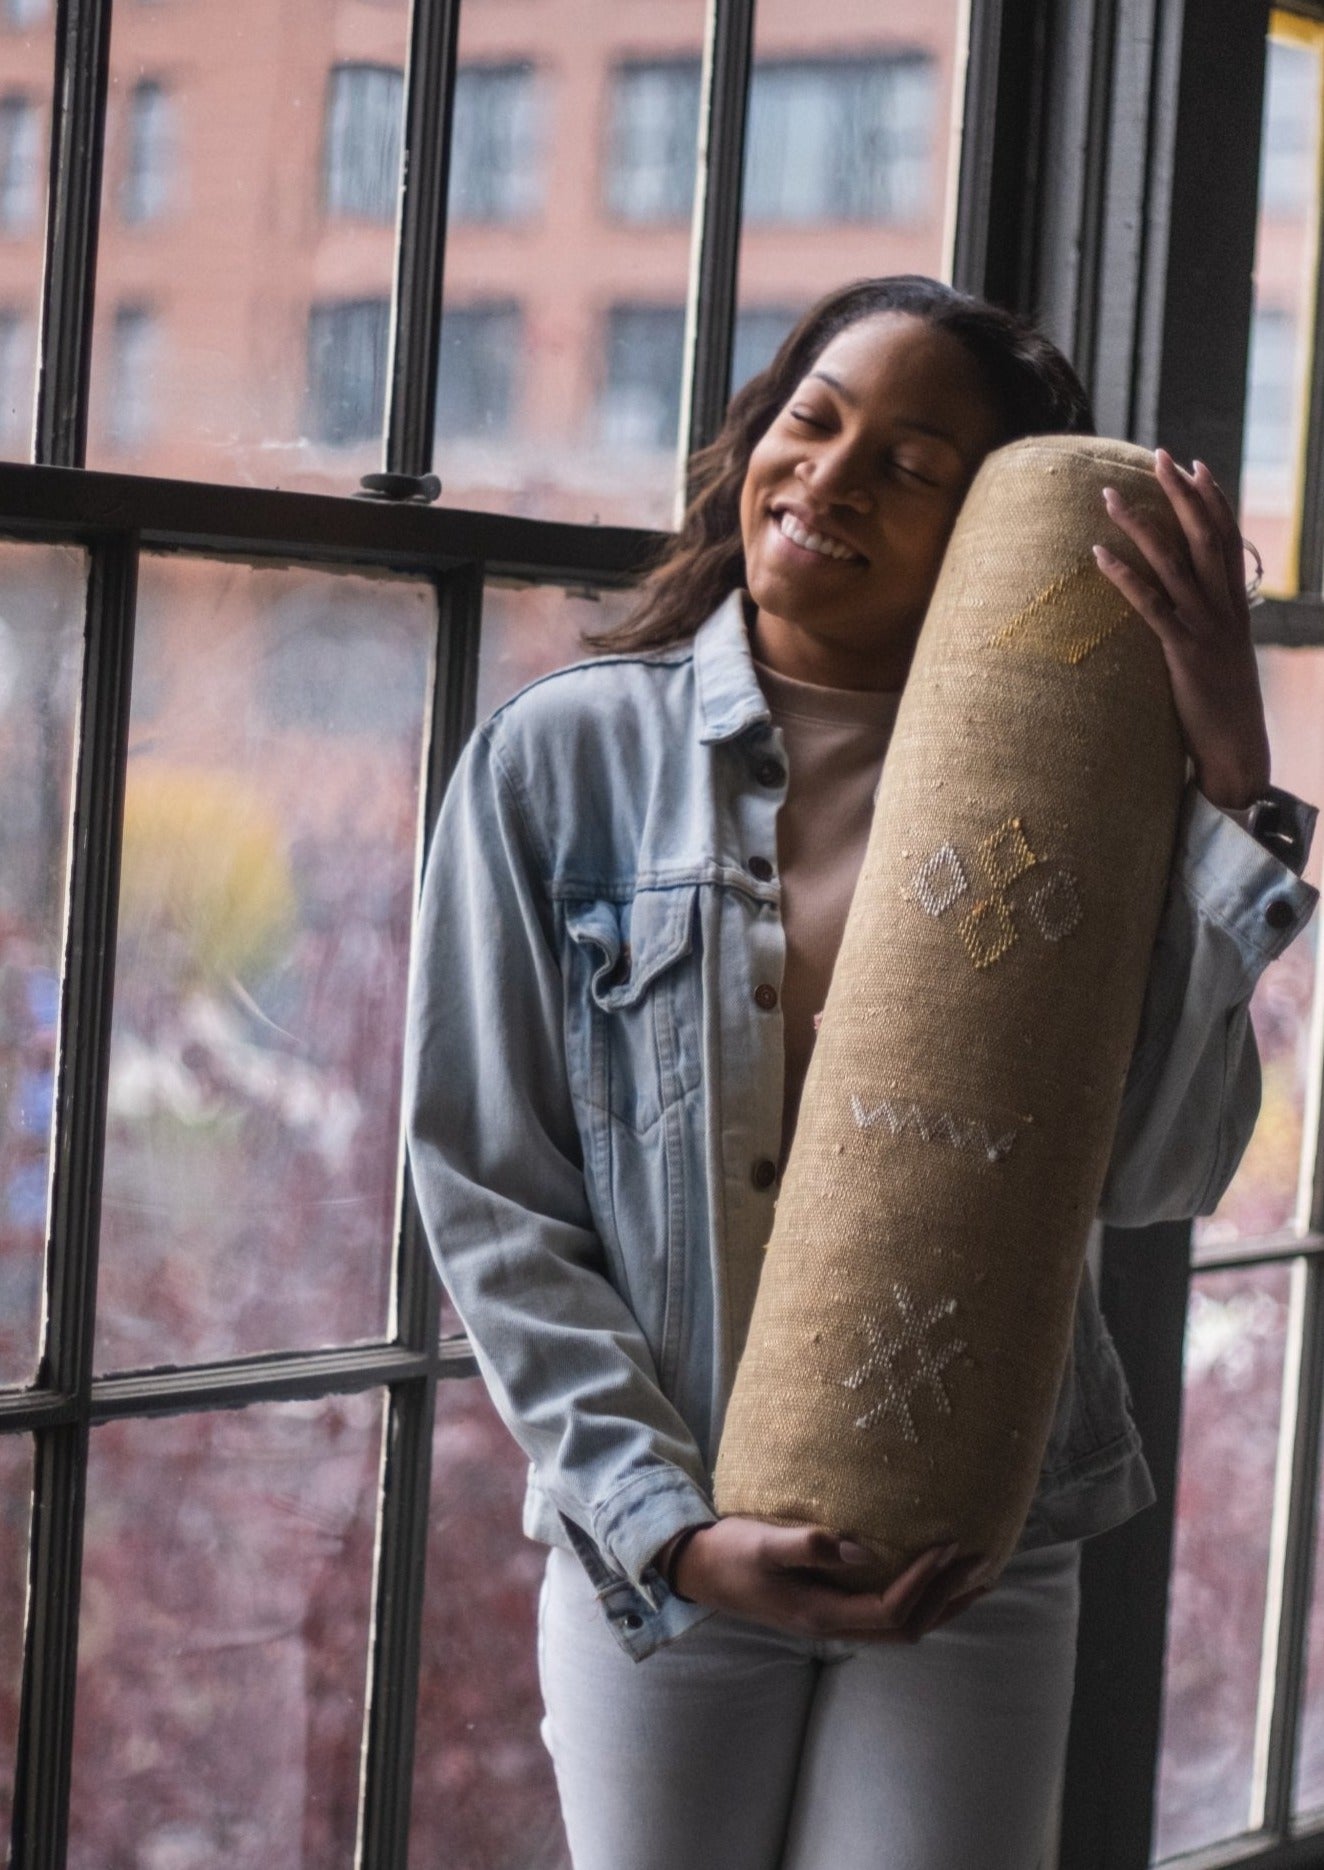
[841,1285,968,1441]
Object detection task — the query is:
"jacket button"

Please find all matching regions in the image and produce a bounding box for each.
[756,758,786,787]
[748,856,774,882]
[1265,896,1295,931]
[752,1158,778,1190]
[754,983,778,1011]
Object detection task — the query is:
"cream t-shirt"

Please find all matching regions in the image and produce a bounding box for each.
[753,657,902,1165]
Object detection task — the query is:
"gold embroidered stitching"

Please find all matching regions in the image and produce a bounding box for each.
[985,557,1129,665]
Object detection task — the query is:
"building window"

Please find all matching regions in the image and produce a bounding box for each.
[599,305,685,451]
[1244,304,1297,478]
[1,0,49,26]
[324,64,403,222]
[605,60,701,223]
[731,305,802,391]
[450,64,540,222]
[120,79,174,225]
[435,302,522,440]
[744,54,936,223]
[306,299,390,446]
[0,94,40,232]
[0,308,28,447]
[106,304,160,450]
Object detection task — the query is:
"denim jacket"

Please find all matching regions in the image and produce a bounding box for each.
[404,591,1319,1660]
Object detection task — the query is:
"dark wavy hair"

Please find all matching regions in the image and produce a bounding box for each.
[589,275,1095,654]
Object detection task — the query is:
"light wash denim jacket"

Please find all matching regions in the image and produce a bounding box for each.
[405,591,1319,1660]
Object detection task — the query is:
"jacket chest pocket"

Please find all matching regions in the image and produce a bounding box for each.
[563,887,703,1135]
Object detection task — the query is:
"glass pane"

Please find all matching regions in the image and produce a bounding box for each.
[477,583,635,724]
[409,1377,568,1870]
[0,1434,32,1838]
[0,542,85,1387]
[0,0,53,461]
[732,5,965,393]
[1294,1375,1324,1814]
[96,556,433,1371]
[84,1,408,490]
[1194,647,1324,1255]
[69,1393,382,1868]
[1153,1261,1294,1862]
[434,1,707,528]
[1240,16,1324,597]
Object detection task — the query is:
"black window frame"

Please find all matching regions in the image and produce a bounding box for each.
[1,0,1314,1864]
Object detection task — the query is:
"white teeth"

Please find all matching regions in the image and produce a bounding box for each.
[777,510,856,562]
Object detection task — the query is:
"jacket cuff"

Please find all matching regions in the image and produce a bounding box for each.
[590,1467,717,1587]
[1178,787,1319,975]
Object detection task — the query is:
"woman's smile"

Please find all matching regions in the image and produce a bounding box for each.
[767,503,869,566]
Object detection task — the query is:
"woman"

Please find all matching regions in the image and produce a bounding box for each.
[405,277,1317,1868]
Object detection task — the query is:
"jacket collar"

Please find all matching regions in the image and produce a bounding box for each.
[692,589,773,745]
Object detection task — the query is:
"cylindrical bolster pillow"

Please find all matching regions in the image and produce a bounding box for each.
[713,435,1187,1586]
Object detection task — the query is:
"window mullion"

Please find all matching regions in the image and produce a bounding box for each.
[385,0,462,480]
[684,0,755,470]
[1256,1259,1324,1836]
[35,0,113,468]
[358,563,481,1865]
[393,562,481,1356]
[12,533,137,1869]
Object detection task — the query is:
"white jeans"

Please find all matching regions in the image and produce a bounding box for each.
[537,1538,1080,1870]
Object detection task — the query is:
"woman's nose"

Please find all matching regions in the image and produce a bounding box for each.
[796,448,871,512]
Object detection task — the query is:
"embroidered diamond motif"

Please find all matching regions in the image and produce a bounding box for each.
[912,843,969,917]
[1026,870,1084,942]
[978,816,1037,890]
[958,895,1018,969]
[841,1285,968,1440]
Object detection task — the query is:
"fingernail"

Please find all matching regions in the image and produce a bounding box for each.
[836,1540,872,1564]
[1101,485,1117,502]
[939,1542,960,1565]
[1091,543,1110,562]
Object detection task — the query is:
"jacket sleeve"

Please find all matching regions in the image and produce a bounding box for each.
[1097,783,1319,1227]
[403,722,714,1587]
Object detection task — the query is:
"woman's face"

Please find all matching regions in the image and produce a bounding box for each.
[739,311,1006,686]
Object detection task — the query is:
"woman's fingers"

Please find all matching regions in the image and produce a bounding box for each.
[1091,543,1177,643]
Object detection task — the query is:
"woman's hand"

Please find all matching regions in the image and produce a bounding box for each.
[1092,447,1271,810]
[669,1518,989,1642]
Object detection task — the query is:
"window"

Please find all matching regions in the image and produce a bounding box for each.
[744,54,936,223]
[120,79,173,225]
[305,299,390,446]
[0,95,40,233]
[605,60,701,223]
[1,0,48,26]
[1244,305,1298,480]
[599,305,685,450]
[435,302,522,440]
[106,305,159,449]
[0,310,27,447]
[450,65,540,222]
[324,64,403,222]
[1261,35,1320,216]
[731,305,802,392]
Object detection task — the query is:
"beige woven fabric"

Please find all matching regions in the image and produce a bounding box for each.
[713,436,1187,1585]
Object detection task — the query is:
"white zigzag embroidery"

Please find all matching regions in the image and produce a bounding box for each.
[851,1092,1020,1163]
[842,1286,968,1439]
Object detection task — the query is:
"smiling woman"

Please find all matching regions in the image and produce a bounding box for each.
[404,273,1319,1870]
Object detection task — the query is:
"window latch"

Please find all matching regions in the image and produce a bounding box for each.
[357,472,442,503]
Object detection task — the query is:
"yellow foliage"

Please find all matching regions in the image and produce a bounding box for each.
[118,762,296,983]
